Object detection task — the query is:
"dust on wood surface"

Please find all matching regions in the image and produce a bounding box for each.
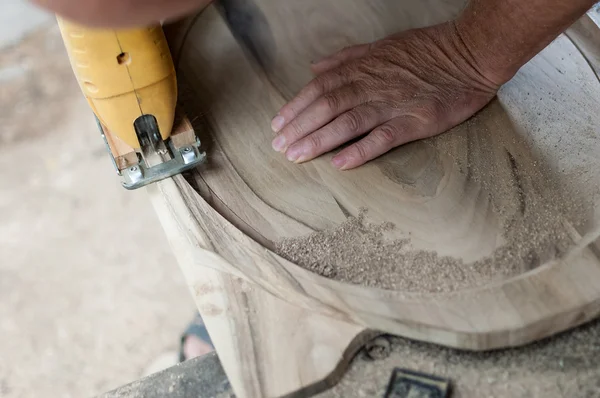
[318,320,600,398]
[171,0,600,294]
[275,104,591,292]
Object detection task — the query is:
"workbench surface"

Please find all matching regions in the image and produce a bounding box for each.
[103,318,600,397]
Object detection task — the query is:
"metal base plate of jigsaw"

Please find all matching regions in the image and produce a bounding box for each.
[98,111,206,190]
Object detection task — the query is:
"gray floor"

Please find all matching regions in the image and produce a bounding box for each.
[0,0,52,49]
[0,2,196,397]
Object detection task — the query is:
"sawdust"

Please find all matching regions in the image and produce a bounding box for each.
[275,104,590,292]
[318,319,600,398]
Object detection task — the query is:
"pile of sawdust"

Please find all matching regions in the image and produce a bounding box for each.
[275,197,575,293]
[275,107,590,293]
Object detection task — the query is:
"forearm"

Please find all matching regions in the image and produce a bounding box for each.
[31,0,212,27]
[455,0,596,85]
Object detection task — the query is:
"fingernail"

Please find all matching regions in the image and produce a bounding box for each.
[271,115,285,132]
[332,156,347,169]
[271,135,286,152]
[286,146,303,162]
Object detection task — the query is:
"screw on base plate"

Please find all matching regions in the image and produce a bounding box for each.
[126,165,144,185]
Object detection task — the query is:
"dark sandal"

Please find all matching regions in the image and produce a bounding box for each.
[179,313,214,362]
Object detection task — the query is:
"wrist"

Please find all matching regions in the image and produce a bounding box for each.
[451,18,522,87]
[452,0,597,87]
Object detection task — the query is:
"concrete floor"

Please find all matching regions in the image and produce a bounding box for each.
[0,2,196,397]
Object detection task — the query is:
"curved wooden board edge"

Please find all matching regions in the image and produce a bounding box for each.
[149,172,600,352]
[287,330,382,398]
[565,13,600,257]
[148,177,376,398]
[567,13,600,84]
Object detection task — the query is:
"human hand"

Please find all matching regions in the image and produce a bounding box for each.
[270,23,501,170]
[31,0,213,27]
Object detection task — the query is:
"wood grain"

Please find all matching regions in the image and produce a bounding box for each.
[149,177,372,398]
[151,2,600,397]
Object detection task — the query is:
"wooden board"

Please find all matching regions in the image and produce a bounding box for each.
[149,177,373,398]
[151,2,600,397]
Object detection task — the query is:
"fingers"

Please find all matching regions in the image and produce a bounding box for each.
[332,116,429,170]
[271,38,442,170]
[310,44,373,75]
[272,72,349,133]
[272,43,378,134]
[34,0,213,27]
[272,86,365,154]
[283,104,386,163]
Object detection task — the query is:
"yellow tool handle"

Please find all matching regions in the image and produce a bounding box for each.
[57,18,177,149]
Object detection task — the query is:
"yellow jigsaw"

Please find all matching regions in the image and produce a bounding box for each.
[57,19,205,189]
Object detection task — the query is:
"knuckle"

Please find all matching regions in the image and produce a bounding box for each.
[374,125,397,146]
[322,93,342,113]
[432,99,451,119]
[297,86,315,104]
[287,120,305,140]
[424,100,443,119]
[307,134,322,151]
[331,65,353,84]
[312,76,331,94]
[349,81,368,99]
[408,103,432,120]
[353,142,369,161]
[341,110,363,133]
